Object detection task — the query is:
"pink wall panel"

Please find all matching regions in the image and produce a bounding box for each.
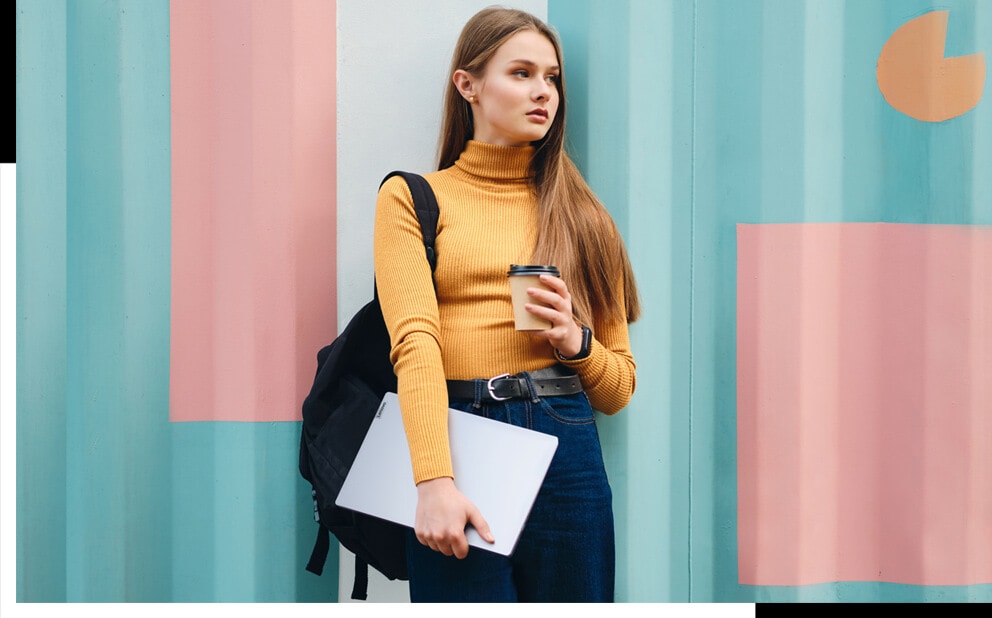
[737,223,991,586]
[170,0,336,422]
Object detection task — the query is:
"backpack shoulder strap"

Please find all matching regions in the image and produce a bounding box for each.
[379,171,440,272]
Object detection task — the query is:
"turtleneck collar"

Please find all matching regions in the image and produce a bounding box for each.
[453,140,535,182]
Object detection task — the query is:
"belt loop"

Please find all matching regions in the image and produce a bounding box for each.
[520,372,541,403]
[472,378,484,409]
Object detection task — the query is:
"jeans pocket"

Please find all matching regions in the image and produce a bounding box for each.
[537,393,595,426]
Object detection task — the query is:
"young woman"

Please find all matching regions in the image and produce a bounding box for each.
[373,6,640,603]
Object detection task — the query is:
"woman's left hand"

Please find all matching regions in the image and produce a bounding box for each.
[526,274,584,358]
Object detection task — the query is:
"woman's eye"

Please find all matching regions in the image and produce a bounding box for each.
[513,69,529,78]
[546,74,559,84]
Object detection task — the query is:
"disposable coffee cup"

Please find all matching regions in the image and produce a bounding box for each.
[507,264,561,331]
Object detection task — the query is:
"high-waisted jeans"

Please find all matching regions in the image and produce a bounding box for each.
[405,390,615,603]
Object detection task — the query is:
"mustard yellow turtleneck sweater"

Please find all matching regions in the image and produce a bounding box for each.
[373,140,636,484]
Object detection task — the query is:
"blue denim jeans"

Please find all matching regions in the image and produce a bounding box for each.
[405,390,615,603]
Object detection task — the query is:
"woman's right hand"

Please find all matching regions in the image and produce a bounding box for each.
[414,476,494,559]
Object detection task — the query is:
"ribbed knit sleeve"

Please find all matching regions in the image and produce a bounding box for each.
[554,270,637,415]
[374,176,453,483]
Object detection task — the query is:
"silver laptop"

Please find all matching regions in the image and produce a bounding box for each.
[335,392,559,556]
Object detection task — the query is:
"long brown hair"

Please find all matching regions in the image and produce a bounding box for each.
[438,6,641,327]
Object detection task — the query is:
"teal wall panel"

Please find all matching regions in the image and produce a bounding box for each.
[169,423,333,602]
[552,0,695,602]
[16,0,69,602]
[801,0,845,222]
[976,0,992,224]
[690,0,762,602]
[63,0,171,599]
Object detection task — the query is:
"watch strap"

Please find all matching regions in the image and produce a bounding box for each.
[556,325,592,361]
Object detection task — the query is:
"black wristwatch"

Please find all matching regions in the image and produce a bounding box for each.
[556,325,592,361]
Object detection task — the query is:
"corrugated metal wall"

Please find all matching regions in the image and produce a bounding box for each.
[553,0,991,602]
[14,0,992,604]
[550,0,695,601]
[15,0,330,602]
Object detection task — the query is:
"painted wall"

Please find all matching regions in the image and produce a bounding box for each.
[16,0,332,602]
[552,0,991,603]
[13,0,992,605]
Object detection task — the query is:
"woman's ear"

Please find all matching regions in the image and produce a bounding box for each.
[453,69,477,103]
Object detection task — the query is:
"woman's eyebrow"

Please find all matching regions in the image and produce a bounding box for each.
[507,59,560,72]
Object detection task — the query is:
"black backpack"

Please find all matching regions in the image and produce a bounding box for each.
[299,171,439,600]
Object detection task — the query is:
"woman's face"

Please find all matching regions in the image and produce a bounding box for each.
[470,30,560,147]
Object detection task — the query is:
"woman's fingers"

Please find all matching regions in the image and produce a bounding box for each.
[414,477,489,559]
[525,275,572,322]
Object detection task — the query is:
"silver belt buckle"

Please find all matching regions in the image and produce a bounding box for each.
[486,373,512,401]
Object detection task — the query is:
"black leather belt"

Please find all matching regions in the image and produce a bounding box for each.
[447,364,583,403]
